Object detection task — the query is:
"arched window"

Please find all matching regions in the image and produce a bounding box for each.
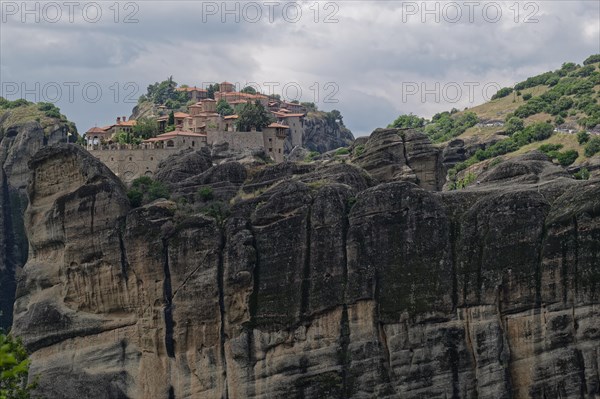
[167,140,175,147]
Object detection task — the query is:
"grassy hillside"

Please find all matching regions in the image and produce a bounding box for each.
[0,98,77,138]
[389,54,600,187]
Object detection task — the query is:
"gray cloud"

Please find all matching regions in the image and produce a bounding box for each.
[1,0,598,137]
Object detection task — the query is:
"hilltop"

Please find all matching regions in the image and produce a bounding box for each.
[389,54,600,188]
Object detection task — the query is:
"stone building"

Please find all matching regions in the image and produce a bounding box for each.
[85,117,137,145]
[272,110,305,148]
[175,86,208,102]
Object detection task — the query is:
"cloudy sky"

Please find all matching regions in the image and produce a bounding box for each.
[1,1,599,136]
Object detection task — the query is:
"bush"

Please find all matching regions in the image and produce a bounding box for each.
[127,189,143,208]
[388,113,425,129]
[450,172,476,190]
[539,144,563,153]
[505,117,524,135]
[583,54,600,65]
[491,87,514,100]
[556,150,578,166]
[554,115,565,125]
[128,176,170,207]
[522,93,533,101]
[574,168,590,180]
[0,332,35,398]
[304,151,320,162]
[353,145,365,157]
[424,111,479,143]
[197,186,214,201]
[335,147,350,156]
[577,131,590,144]
[584,137,600,157]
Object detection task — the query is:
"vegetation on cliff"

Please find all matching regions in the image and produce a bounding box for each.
[127,176,170,207]
[0,332,34,398]
[388,54,600,187]
[0,98,77,139]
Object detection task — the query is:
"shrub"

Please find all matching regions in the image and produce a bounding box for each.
[353,145,365,157]
[522,93,532,101]
[577,131,590,144]
[584,137,600,157]
[304,151,320,162]
[0,332,36,398]
[491,87,514,100]
[197,186,214,201]
[539,144,563,153]
[583,54,600,65]
[554,115,565,125]
[127,189,143,208]
[335,148,350,156]
[388,113,425,129]
[556,150,578,166]
[505,117,524,135]
[128,176,170,207]
[574,168,590,180]
[450,172,476,190]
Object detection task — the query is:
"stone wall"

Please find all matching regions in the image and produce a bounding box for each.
[90,147,180,182]
[207,130,265,151]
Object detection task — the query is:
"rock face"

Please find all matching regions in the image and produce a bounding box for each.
[353,128,445,190]
[301,113,355,153]
[0,117,70,329]
[12,142,600,399]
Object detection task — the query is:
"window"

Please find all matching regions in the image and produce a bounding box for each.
[278,149,281,153]
[129,157,132,161]
[192,141,195,147]
[269,138,272,142]
[268,148,272,152]
[167,140,175,147]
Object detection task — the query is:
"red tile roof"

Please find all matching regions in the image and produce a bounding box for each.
[144,131,207,142]
[268,122,290,129]
[86,127,106,134]
[272,111,305,118]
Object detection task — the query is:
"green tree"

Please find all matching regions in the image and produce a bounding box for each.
[583,54,600,65]
[235,101,272,132]
[206,83,220,99]
[300,102,317,112]
[127,176,170,207]
[505,116,524,135]
[556,150,578,166]
[577,131,590,144]
[523,93,533,101]
[491,87,514,100]
[388,113,425,129]
[0,332,35,398]
[168,111,175,126]
[584,137,600,157]
[240,86,257,95]
[574,168,590,180]
[329,110,344,125]
[133,117,158,140]
[216,99,234,116]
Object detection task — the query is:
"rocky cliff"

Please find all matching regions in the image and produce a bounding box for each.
[301,112,354,153]
[0,110,71,329]
[12,129,600,398]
